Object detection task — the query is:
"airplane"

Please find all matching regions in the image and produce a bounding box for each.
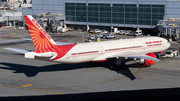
[4,15,170,70]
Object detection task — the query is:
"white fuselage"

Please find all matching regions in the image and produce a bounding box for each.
[53,37,170,63]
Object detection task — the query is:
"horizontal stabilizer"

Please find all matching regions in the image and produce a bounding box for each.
[4,47,32,54]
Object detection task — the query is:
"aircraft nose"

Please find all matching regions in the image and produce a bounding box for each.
[163,38,171,49]
[168,42,171,48]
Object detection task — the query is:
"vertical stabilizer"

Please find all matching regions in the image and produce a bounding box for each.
[24,15,57,50]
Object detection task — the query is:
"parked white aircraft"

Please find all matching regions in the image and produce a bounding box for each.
[5,15,170,70]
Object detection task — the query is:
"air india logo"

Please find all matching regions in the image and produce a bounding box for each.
[31,19,51,40]
[25,16,55,50]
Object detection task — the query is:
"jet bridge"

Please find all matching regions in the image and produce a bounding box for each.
[157,17,180,42]
[31,12,65,33]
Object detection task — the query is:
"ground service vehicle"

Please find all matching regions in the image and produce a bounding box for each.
[92,29,101,33]
[117,30,126,35]
[89,35,96,40]
[101,30,108,34]
[97,33,103,38]
[161,50,179,57]
[134,28,142,36]
[106,34,115,39]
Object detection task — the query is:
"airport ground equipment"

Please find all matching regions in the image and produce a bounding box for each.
[157,17,180,42]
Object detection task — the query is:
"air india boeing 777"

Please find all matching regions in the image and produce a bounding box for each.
[5,15,170,70]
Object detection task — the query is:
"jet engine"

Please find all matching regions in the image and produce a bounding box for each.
[136,53,157,66]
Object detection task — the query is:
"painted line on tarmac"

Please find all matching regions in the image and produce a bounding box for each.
[0,83,64,95]
[41,67,143,90]
[21,84,33,87]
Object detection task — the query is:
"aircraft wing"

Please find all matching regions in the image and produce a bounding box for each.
[107,51,160,62]
[4,48,32,54]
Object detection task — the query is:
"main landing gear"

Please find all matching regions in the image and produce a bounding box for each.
[110,59,126,70]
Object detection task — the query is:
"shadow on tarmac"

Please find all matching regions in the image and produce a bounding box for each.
[0,87,180,101]
[0,62,90,77]
[0,61,141,80]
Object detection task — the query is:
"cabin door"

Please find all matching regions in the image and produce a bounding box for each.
[99,47,105,55]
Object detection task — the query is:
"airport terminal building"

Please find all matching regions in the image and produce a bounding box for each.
[22,0,180,29]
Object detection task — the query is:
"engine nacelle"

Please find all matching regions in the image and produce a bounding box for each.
[137,53,157,66]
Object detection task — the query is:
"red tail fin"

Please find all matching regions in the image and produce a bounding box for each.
[24,15,57,50]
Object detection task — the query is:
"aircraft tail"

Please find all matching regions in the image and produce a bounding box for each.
[24,15,57,51]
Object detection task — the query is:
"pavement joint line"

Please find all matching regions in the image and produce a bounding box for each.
[40,67,143,90]
[0,83,64,95]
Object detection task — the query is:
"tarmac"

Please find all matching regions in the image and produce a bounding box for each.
[0,28,180,100]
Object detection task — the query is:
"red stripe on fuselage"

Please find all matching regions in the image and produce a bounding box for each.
[69,44,161,58]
